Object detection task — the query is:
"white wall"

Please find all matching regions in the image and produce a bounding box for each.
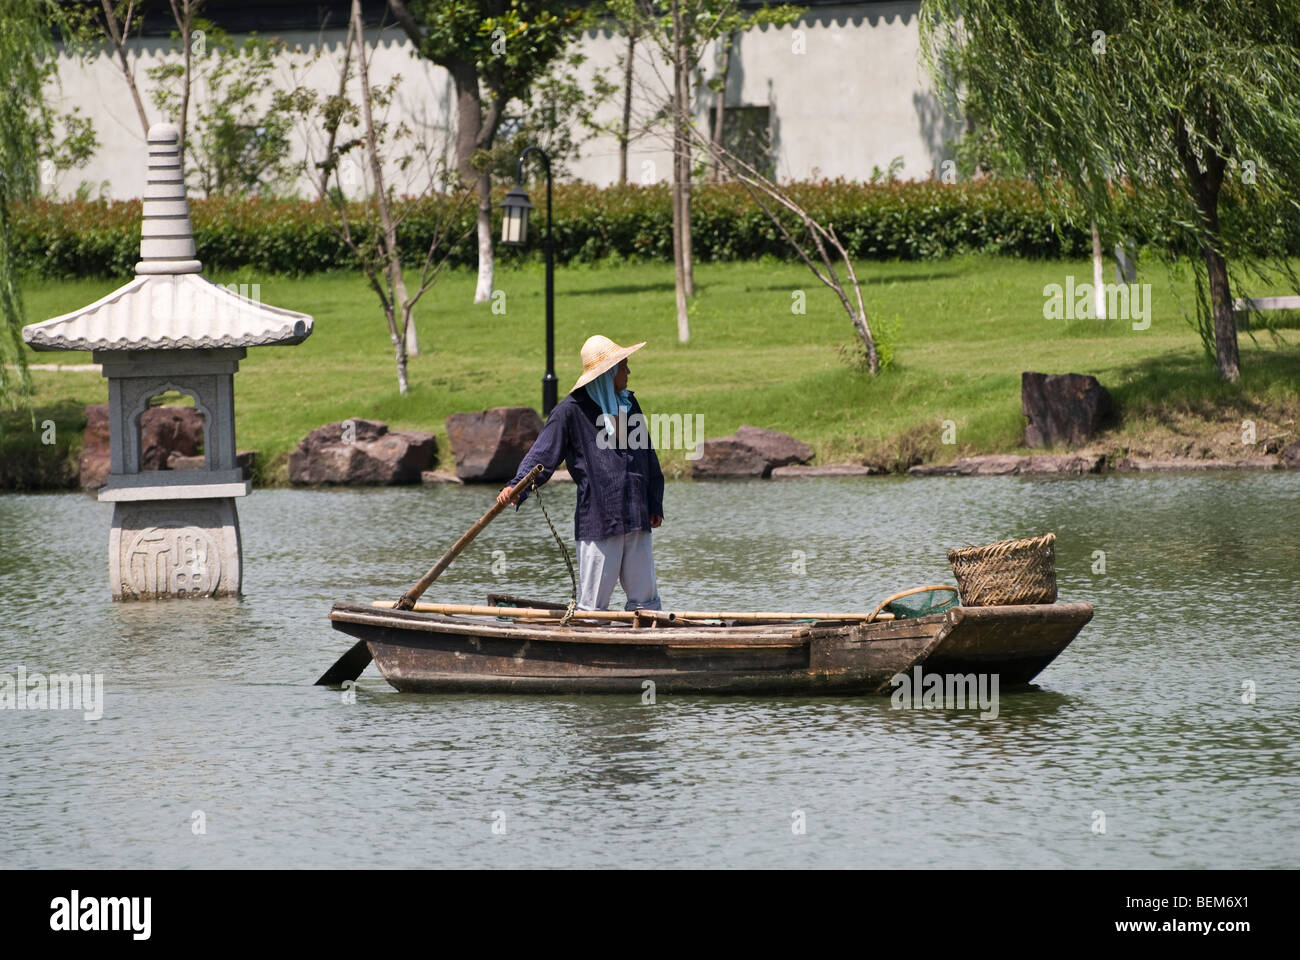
[44,2,956,200]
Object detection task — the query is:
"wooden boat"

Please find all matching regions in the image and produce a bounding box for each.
[327,596,1093,696]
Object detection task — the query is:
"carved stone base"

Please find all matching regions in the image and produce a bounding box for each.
[109,498,242,600]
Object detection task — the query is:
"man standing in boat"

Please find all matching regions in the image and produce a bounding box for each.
[497,335,664,612]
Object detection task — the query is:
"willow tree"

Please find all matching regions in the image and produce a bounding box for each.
[921,0,1300,382]
[0,0,57,410]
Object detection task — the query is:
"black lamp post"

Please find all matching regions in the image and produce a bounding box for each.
[500,145,557,415]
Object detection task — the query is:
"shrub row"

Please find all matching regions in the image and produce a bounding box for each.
[12,179,1295,278]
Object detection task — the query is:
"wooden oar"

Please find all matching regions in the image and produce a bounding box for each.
[314,464,544,686]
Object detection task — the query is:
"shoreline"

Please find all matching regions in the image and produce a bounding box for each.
[4,452,1295,496]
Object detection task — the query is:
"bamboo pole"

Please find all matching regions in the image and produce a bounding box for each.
[394,464,543,610]
[372,600,896,623]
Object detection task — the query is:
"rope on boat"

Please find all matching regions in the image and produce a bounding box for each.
[531,477,578,624]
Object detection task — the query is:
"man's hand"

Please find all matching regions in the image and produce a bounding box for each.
[650,514,663,528]
[497,484,520,506]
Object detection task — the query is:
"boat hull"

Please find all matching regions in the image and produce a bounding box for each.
[327,601,1093,696]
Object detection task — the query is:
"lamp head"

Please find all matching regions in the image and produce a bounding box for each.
[500,185,534,245]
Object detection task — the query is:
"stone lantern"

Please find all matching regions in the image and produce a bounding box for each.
[22,124,313,600]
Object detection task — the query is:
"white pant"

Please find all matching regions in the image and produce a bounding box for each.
[577,530,662,611]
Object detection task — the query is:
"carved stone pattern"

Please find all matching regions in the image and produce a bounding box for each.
[124,523,222,598]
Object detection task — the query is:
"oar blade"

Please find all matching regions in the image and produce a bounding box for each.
[314,639,373,686]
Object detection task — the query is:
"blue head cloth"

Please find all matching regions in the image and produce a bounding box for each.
[585,368,631,436]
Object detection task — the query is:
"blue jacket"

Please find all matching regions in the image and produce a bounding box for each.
[509,390,665,541]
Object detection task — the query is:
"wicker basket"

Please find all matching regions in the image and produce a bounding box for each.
[947,533,1057,606]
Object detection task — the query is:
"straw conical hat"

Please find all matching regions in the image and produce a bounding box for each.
[570,334,646,392]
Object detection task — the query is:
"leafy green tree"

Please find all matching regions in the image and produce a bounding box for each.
[36,107,100,194]
[921,0,1300,382]
[388,0,590,305]
[148,26,296,197]
[489,47,615,182]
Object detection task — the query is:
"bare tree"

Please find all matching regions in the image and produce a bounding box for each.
[97,1,151,136]
[670,0,694,340]
[292,0,475,394]
[620,27,639,183]
[708,31,734,182]
[166,0,205,156]
[88,1,202,152]
[618,0,799,344]
[693,128,882,374]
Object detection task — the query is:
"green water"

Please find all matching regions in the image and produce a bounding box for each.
[1,472,1297,867]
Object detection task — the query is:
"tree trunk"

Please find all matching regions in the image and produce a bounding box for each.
[392,326,410,396]
[620,31,634,185]
[854,311,879,375]
[677,21,694,299]
[671,1,690,341]
[680,141,694,298]
[390,259,419,358]
[1203,243,1240,382]
[1173,108,1238,382]
[101,0,151,137]
[403,299,420,356]
[710,35,731,182]
[352,0,417,376]
[671,134,690,341]
[401,298,419,358]
[1090,220,1105,320]
[167,1,194,155]
[474,170,494,303]
[450,62,481,185]
[446,60,493,305]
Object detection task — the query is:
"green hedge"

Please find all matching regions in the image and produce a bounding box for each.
[8,179,1131,277]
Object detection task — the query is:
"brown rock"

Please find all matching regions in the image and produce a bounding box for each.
[445,407,544,482]
[734,425,815,468]
[909,454,1104,477]
[300,418,387,446]
[909,455,1025,477]
[1115,456,1281,472]
[1238,456,1283,469]
[1024,454,1105,475]
[691,437,775,479]
[139,405,204,470]
[79,404,111,490]
[770,464,881,478]
[421,470,463,484]
[289,419,436,485]
[169,450,257,473]
[1282,440,1300,469]
[1022,372,1112,448]
[692,426,814,478]
[79,403,208,490]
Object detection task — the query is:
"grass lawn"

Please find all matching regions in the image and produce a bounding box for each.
[10,254,1300,484]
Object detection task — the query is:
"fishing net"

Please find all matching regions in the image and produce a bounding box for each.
[887,587,961,619]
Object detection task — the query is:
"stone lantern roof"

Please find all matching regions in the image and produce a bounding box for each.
[22,123,313,352]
